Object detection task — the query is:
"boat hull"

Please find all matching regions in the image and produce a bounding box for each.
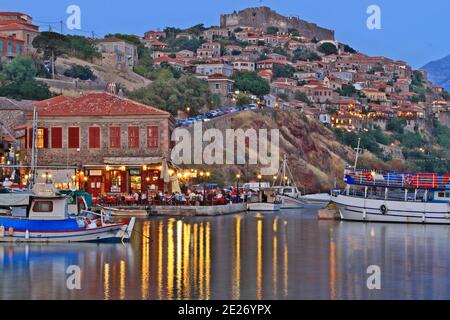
[332,194,450,224]
[0,217,135,243]
[279,195,305,209]
[248,203,281,212]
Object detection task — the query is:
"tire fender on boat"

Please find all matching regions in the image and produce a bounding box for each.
[380,204,388,215]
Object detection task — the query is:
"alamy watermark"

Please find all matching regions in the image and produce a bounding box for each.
[66,265,82,290]
[171,122,280,176]
[366,265,381,290]
[66,5,81,30]
[367,5,382,30]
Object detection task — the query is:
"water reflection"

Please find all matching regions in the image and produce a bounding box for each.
[0,210,449,300]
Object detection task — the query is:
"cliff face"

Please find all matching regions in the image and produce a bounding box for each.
[220,6,335,41]
[189,109,384,193]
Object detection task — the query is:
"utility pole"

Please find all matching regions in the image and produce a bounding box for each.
[51,49,55,79]
[60,20,64,34]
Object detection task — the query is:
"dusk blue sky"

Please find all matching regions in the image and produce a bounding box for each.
[2,0,449,68]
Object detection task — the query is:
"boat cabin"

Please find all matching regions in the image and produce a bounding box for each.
[272,186,301,198]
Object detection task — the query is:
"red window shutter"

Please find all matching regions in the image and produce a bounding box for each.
[89,127,100,148]
[128,127,139,148]
[43,128,49,148]
[68,127,79,149]
[147,126,158,148]
[110,127,121,148]
[51,127,62,149]
[28,128,34,149]
[24,129,28,149]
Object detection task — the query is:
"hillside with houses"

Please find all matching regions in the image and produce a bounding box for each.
[1,7,450,189]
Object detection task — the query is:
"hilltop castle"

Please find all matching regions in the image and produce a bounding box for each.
[220,7,334,41]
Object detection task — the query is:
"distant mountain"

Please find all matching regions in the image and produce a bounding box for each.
[422,54,450,92]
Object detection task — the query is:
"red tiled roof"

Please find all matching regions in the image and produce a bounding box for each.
[32,95,72,108]
[36,92,170,117]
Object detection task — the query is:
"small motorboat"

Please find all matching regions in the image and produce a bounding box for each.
[101,206,148,217]
[0,184,135,243]
[247,188,282,212]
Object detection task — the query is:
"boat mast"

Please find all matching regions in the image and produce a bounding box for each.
[353,137,361,170]
[29,107,38,188]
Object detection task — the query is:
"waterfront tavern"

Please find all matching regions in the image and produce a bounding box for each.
[17,92,175,197]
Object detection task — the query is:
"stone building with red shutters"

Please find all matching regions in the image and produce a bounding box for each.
[19,92,175,197]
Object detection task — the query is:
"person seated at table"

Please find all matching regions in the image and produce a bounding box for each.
[179,193,187,205]
[215,192,225,205]
[133,191,139,203]
[141,192,147,204]
[189,192,196,205]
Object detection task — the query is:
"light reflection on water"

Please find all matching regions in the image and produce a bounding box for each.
[0,209,449,300]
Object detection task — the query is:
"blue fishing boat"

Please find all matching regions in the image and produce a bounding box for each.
[0,184,135,242]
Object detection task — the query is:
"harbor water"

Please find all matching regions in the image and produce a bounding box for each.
[0,209,449,300]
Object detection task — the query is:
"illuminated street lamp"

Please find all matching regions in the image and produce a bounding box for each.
[257,174,262,190]
[236,173,241,193]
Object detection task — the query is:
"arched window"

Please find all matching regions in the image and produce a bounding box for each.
[7,41,12,55]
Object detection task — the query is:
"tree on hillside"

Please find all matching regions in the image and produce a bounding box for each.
[33,32,100,63]
[291,48,321,62]
[318,42,338,55]
[272,64,296,79]
[64,64,96,80]
[105,33,141,46]
[232,72,270,96]
[266,26,279,35]
[32,32,67,61]
[127,75,216,115]
[0,56,52,100]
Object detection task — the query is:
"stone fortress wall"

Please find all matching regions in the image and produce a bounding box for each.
[220,6,335,41]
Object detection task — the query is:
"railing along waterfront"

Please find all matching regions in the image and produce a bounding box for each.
[344,167,450,190]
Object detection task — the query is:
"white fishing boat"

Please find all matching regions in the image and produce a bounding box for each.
[101,206,148,217]
[332,167,450,224]
[247,188,282,212]
[0,184,135,242]
[272,155,305,209]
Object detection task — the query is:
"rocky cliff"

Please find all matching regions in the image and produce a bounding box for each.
[186,109,385,193]
[220,6,335,41]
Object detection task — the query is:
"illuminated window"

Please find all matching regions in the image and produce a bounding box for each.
[37,128,45,149]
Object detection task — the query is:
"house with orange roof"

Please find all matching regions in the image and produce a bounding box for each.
[0,12,39,54]
[19,92,174,196]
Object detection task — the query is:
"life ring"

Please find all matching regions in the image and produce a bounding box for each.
[380,205,387,215]
[405,174,414,185]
